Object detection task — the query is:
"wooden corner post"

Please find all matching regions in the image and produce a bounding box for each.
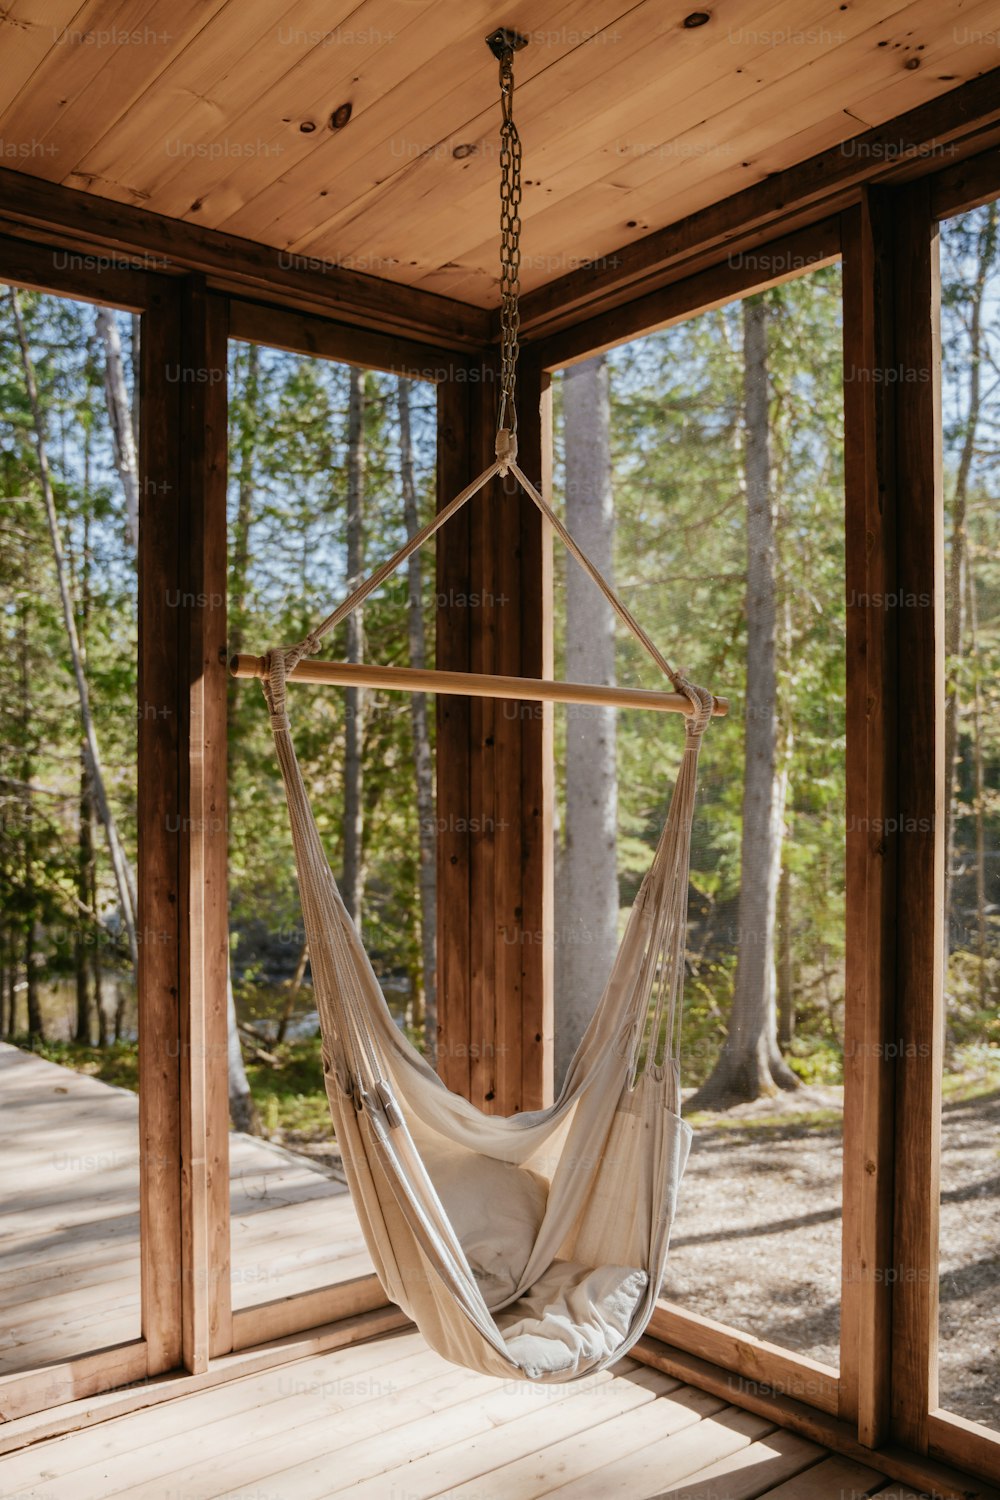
[839,178,944,1454]
[840,188,899,1446]
[435,357,554,1114]
[139,276,231,1376]
[889,179,945,1454]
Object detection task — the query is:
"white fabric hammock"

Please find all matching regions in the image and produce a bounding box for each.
[255,444,714,1383]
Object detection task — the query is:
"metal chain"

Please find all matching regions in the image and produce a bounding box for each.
[496,43,522,437]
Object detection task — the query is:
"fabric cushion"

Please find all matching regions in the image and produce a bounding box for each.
[497,1260,649,1378]
[420,1140,548,1307]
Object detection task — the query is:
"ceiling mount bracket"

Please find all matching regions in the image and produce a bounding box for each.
[485,27,528,59]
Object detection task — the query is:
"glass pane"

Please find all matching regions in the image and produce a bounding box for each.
[226,343,438,1311]
[939,200,1000,1431]
[0,290,141,1369]
[552,264,845,1369]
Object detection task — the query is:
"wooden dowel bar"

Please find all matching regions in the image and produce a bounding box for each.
[229,654,728,717]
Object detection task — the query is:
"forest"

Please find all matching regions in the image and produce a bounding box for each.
[0,207,997,1139]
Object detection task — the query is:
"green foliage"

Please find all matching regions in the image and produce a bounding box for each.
[3,210,998,1124]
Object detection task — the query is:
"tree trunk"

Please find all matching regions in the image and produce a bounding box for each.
[689,297,798,1111]
[17,577,43,1043]
[556,354,619,1086]
[11,289,139,973]
[776,863,794,1049]
[75,749,94,1043]
[943,202,997,963]
[342,366,366,929]
[275,938,309,1045]
[96,306,140,551]
[968,567,988,1010]
[227,969,259,1134]
[75,469,95,1043]
[397,377,437,1062]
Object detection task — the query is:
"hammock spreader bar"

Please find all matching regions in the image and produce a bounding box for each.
[230,435,727,724]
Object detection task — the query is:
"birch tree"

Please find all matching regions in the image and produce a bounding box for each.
[556,354,619,1085]
[342,365,366,929]
[398,376,437,1060]
[11,288,139,972]
[943,201,998,961]
[690,295,798,1108]
[96,306,140,551]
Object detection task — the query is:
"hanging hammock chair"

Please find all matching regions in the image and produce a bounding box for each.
[232,29,722,1385]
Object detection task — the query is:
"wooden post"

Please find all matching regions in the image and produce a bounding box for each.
[839,189,899,1446]
[435,359,553,1113]
[138,279,184,1377]
[177,278,232,1366]
[890,180,944,1453]
[139,277,231,1376]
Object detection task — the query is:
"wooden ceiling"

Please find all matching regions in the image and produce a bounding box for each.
[2,0,996,310]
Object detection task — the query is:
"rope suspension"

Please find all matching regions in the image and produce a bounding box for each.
[244,26,719,721]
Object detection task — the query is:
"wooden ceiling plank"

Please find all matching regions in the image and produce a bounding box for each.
[69,0,373,210]
[513,1,997,301]
[212,0,646,247]
[362,0,974,295]
[329,0,915,284]
[277,0,765,262]
[179,0,506,240]
[543,0,994,212]
[66,0,311,197]
[11,0,236,186]
[0,0,181,144]
[0,0,92,118]
[511,64,1000,334]
[125,0,501,225]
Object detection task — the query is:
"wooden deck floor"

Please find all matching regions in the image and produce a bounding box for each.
[0,1324,932,1499]
[0,1042,372,1376]
[0,1042,939,1496]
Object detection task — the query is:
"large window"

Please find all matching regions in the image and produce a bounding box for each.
[552,265,846,1369]
[938,199,1000,1433]
[0,287,142,1372]
[225,339,439,1314]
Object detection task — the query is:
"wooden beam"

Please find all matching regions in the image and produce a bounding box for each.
[839,191,898,1448]
[931,143,1000,223]
[176,277,232,1366]
[140,276,231,1378]
[0,230,153,311]
[137,278,184,1378]
[434,361,552,1113]
[890,179,945,1455]
[649,1304,839,1417]
[230,1275,391,1351]
[517,68,1000,343]
[515,355,554,1112]
[0,1308,408,1458]
[536,219,841,370]
[929,1410,1000,1488]
[227,299,484,382]
[0,1342,148,1427]
[633,1336,1000,1500]
[0,167,489,349]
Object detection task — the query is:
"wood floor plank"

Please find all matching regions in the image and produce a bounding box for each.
[755,1454,892,1498]
[0,1333,425,1494]
[116,1356,531,1499]
[0,1044,371,1371]
[342,1366,683,1499]
[538,1404,774,1498]
[650,1429,825,1498]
